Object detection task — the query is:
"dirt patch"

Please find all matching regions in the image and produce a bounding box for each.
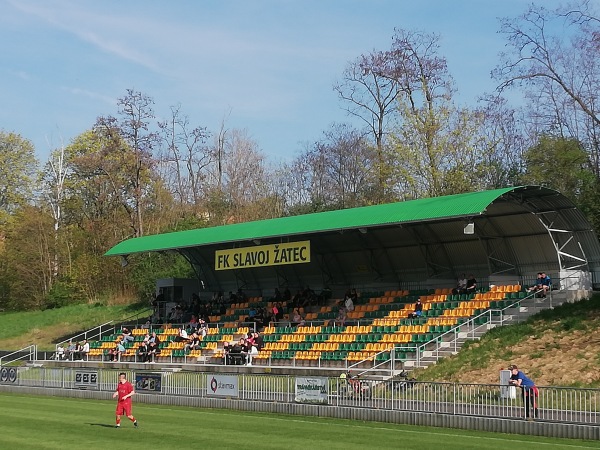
[454,322,600,386]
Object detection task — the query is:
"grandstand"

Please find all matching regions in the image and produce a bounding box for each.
[77,283,540,372]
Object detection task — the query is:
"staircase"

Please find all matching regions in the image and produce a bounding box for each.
[410,290,576,369]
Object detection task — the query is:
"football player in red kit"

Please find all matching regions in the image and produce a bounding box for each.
[112,372,138,428]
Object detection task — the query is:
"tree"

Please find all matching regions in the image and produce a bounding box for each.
[522,135,593,200]
[381,29,486,198]
[0,131,38,224]
[494,1,600,175]
[157,104,212,210]
[95,89,159,237]
[334,51,398,202]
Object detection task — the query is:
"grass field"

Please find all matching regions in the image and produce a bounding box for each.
[0,393,598,450]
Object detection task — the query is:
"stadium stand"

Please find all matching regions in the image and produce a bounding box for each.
[82,284,526,368]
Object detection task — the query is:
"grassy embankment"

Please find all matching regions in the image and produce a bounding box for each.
[0,302,150,351]
[413,293,600,387]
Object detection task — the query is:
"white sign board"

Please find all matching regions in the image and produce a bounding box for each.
[207,374,239,397]
[295,377,328,404]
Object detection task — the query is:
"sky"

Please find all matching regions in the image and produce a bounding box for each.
[1,0,551,163]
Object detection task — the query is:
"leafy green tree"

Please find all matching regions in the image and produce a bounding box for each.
[0,131,38,224]
[521,135,592,199]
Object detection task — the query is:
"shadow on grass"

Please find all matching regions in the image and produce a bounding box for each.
[87,423,116,428]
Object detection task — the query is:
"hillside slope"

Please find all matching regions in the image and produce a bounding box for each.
[413,294,600,387]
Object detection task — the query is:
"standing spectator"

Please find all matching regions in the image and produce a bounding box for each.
[509,364,539,419]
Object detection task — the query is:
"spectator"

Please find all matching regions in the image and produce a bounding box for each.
[408,299,423,319]
[453,273,467,294]
[334,304,347,326]
[229,340,243,365]
[121,327,134,343]
[137,341,149,363]
[252,332,263,351]
[174,327,189,343]
[73,341,83,360]
[147,339,159,362]
[198,318,208,338]
[245,332,258,365]
[65,341,76,361]
[344,292,355,312]
[291,308,304,327]
[223,342,233,365]
[109,342,125,362]
[466,274,477,294]
[184,333,200,353]
[188,315,199,332]
[508,364,539,419]
[54,344,65,361]
[527,272,551,297]
[80,340,90,360]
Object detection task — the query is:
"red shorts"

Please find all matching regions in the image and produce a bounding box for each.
[116,401,132,416]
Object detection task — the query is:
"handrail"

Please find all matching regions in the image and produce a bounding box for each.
[56,306,152,349]
[0,345,37,366]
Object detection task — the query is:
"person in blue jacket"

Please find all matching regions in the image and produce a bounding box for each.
[509,364,539,419]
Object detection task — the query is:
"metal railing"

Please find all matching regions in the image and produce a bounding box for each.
[7,367,599,425]
[0,345,37,366]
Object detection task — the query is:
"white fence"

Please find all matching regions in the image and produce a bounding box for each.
[6,367,599,425]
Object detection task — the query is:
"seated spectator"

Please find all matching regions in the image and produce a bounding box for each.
[527,272,551,297]
[121,327,134,343]
[453,273,467,294]
[174,327,189,343]
[65,341,76,361]
[147,339,159,362]
[198,318,208,337]
[466,274,477,293]
[137,341,149,363]
[53,344,65,361]
[223,342,233,365]
[149,331,160,345]
[229,338,248,365]
[252,332,263,351]
[188,315,199,332]
[73,341,83,360]
[334,304,347,327]
[80,340,90,360]
[184,333,200,353]
[408,299,423,319]
[291,308,305,327]
[108,342,125,362]
[344,292,355,312]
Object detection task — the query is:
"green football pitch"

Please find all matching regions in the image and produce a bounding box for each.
[0,393,598,450]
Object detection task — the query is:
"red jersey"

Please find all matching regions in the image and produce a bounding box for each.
[117,381,134,404]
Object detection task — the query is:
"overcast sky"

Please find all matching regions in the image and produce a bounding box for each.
[1,0,548,163]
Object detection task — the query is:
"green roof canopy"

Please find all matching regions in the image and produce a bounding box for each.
[105,187,515,257]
